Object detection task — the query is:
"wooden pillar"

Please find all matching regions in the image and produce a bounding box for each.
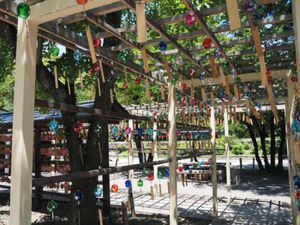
[210,106,218,218]
[224,107,231,203]
[33,126,42,210]
[128,119,134,180]
[292,0,300,88]
[286,75,299,225]
[153,120,158,180]
[9,19,38,225]
[168,75,178,225]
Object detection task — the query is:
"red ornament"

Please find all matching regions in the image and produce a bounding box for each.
[92,62,101,72]
[147,174,154,182]
[291,75,298,82]
[267,75,272,84]
[111,184,119,193]
[178,166,183,173]
[186,132,192,140]
[93,38,101,47]
[189,69,196,78]
[181,83,187,91]
[296,191,300,199]
[88,68,95,76]
[73,121,83,133]
[266,68,271,76]
[76,0,88,5]
[180,98,185,107]
[203,37,212,49]
[190,99,196,106]
[135,76,141,85]
[123,82,128,89]
[185,11,196,26]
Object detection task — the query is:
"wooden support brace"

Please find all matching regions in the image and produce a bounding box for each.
[136,0,147,43]
[251,26,264,57]
[141,47,150,73]
[233,84,240,100]
[85,26,97,64]
[226,0,241,30]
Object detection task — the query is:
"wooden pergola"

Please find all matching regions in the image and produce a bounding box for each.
[0,0,299,225]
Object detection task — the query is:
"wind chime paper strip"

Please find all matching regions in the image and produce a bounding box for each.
[99,59,106,83]
[226,0,241,30]
[85,26,97,64]
[136,0,147,43]
[141,47,150,73]
[54,65,58,89]
[209,56,218,79]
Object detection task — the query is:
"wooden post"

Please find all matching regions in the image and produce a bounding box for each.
[153,120,158,181]
[292,0,300,88]
[121,201,129,225]
[128,119,134,180]
[9,19,38,225]
[168,71,178,225]
[239,158,242,170]
[210,105,218,218]
[34,126,42,210]
[136,0,147,43]
[224,107,231,203]
[286,74,299,225]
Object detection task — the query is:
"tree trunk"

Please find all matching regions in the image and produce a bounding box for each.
[277,112,285,172]
[270,113,276,171]
[243,121,264,171]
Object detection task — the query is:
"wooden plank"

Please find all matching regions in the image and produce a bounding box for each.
[233,84,240,100]
[226,0,241,30]
[251,26,264,57]
[9,20,38,225]
[224,107,231,203]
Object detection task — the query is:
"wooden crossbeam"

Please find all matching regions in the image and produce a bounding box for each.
[181,70,288,87]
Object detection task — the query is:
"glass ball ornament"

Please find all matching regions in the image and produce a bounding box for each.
[185,11,196,26]
[73,50,82,61]
[125,127,132,135]
[235,76,241,84]
[244,0,257,12]
[17,2,30,19]
[223,61,230,69]
[147,128,154,136]
[112,126,119,135]
[135,76,142,85]
[125,179,132,188]
[291,75,298,82]
[147,174,154,182]
[76,0,88,5]
[137,179,144,187]
[203,37,212,49]
[120,50,128,63]
[74,190,83,202]
[73,121,83,133]
[94,187,102,198]
[199,75,205,81]
[165,169,170,177]
[93,38,101,47]
[159,41,167,52]
[49,119,59,133]
[50,46,60,57]
[171,78,177,86]
[111,184,119,193]
[181,83,187,91]
[137,127,143,136]
[47,200,58,213]
[183,164,189,171]
[92,62,101,72]
[178,166,183,173]
[157,171,163,179]
[297,112,300,123]
[189,69,196,78]
[291,120,300,135]
[292,67,297,75]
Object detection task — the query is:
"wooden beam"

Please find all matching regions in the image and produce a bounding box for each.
[224,106,231,203]
[292,0,300,89]
[9,19,38,225]
[181,69,288,87]
[29,0,119,24]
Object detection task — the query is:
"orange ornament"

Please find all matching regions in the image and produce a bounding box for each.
[76,0,88,5]
[111,184,119,193]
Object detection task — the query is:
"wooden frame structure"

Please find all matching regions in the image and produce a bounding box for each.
[0,0,298,225]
